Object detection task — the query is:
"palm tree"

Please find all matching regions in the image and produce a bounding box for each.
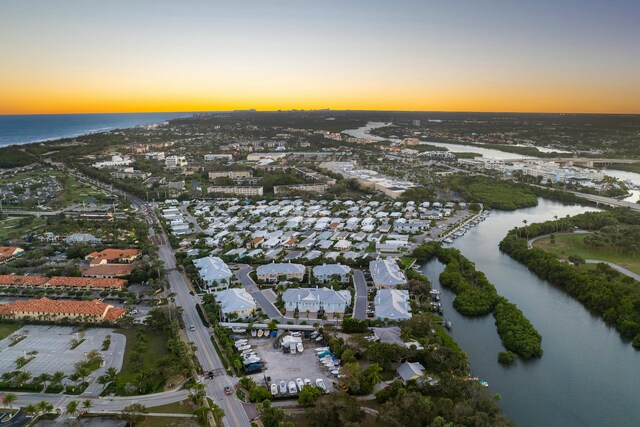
[24,404,36,416]
[36,373,51,391]
[75,367,90,385]
[553,215,559,233]
[81,399,92,413]
[365,363,383,386]
[36,400,53,415]
[66,400,79,417]
[2,393,16,409]
[51,371,66,386]
[522,220,529,240]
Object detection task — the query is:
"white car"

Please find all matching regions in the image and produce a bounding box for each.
[288,381,298,394]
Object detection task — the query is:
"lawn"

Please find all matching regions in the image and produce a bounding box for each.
[533,233,640,274]
[0,216,47,242]
[147,400,195,415]
[399,257,417,269]
[0,323,21,341]
[115,328,169,383]
[61,175,106,204]
[138,416,198,427]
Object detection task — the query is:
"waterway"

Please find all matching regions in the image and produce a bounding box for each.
[419,199,640,427]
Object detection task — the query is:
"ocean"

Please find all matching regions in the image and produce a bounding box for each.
[0,112,195,147]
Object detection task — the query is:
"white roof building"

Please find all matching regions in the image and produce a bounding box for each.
[214,288,257,319]
[193,256,233,289]
[313,264,351,283]
[375,289,412,320]
[256,263,305,282]
[283,287,352,314]
[370,259,407,288]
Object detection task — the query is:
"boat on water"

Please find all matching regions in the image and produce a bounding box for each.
[429,289,441,301]
[445,320,452,330]
[257,329,264,338]
[480,380,489,387]
[251,329,257,337]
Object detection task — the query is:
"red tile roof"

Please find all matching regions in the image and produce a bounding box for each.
[81,264,135,277]
[0,275,126,289]
[86,249,141,266]
[0,297,126,321]
[0,246,23,260]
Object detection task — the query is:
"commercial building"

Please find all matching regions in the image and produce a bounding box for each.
[256,263,305,283]
[165,155,187,169]
[282,287,352,314]
[375,289,412,320]
[313,264,351,284]
[92,155,133,169]
[193,256,234,289]
[144,152,165,161]
[208,171,252,180]
[85,249,141,267]
[370,259,407,288]
[81,264,135,278]
[214,288,257,320]
[204,154,233,162]
[0,298,126,323]
[207,186,264,196]
[0,275,127,290]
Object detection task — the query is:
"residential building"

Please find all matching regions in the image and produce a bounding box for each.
[165,155,187,169]
[282,287,352,314]
[92,155,133,169]
[403,137,420,146]
[375,289,412,320]
[256,263,305,282]
[207,186,264,196]
[397,362,425,383]
[208,170,252,180]
[65,233,102,245]
[370,259,407,288]
[313,264,351,284]
[273,183,331,195]
[193,256,233,289]
[144,151,165,161]
[0,246,25,263]
[214,288,257,319]
[0,298,126,323]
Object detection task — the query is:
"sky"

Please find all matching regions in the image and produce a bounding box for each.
[1,0,639,115]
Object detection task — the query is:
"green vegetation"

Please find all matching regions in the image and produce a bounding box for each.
[499,208,640,348]
[412,242,543,358]
[498,351,517,365]
[398,186,435,203]
[0,148,35,168]
[0,323,21,340]
[493,299,542,358]
[0,216,47,241]
[533,233,640,274]
[446,175,538,210]
[609,164,640,174]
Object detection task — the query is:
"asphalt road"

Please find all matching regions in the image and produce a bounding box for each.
[151,207,251,426]
[234,266,283,321]
[352,269,368,320]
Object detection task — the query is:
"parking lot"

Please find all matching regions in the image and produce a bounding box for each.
[0,325,125,378]
[239,334,336,396]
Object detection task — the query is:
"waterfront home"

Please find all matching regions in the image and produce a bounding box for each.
[193,256,234,289]
[370,259,407,288]
[282,287,352,314]
[375,289,411,320]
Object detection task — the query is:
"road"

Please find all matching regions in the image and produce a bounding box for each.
[352,269,368,320]
[45,167,252,426]
[146,199,251,427]
[234,266,283,321]
[568,191,640,211]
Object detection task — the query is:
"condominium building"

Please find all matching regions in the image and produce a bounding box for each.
[207,186,264,196]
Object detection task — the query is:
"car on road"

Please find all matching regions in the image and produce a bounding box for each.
[190,324,195,331]
[224,386,233,395]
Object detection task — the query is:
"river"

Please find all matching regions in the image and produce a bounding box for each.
[419,199,640,427]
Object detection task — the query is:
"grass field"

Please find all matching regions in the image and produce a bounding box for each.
[0,216,47,241]
[399,257,417,269]
[138,416,198,427]
[147,400,195,415]
[0,323,21,341]
[533,233,640,274]
[115,328,169,383]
